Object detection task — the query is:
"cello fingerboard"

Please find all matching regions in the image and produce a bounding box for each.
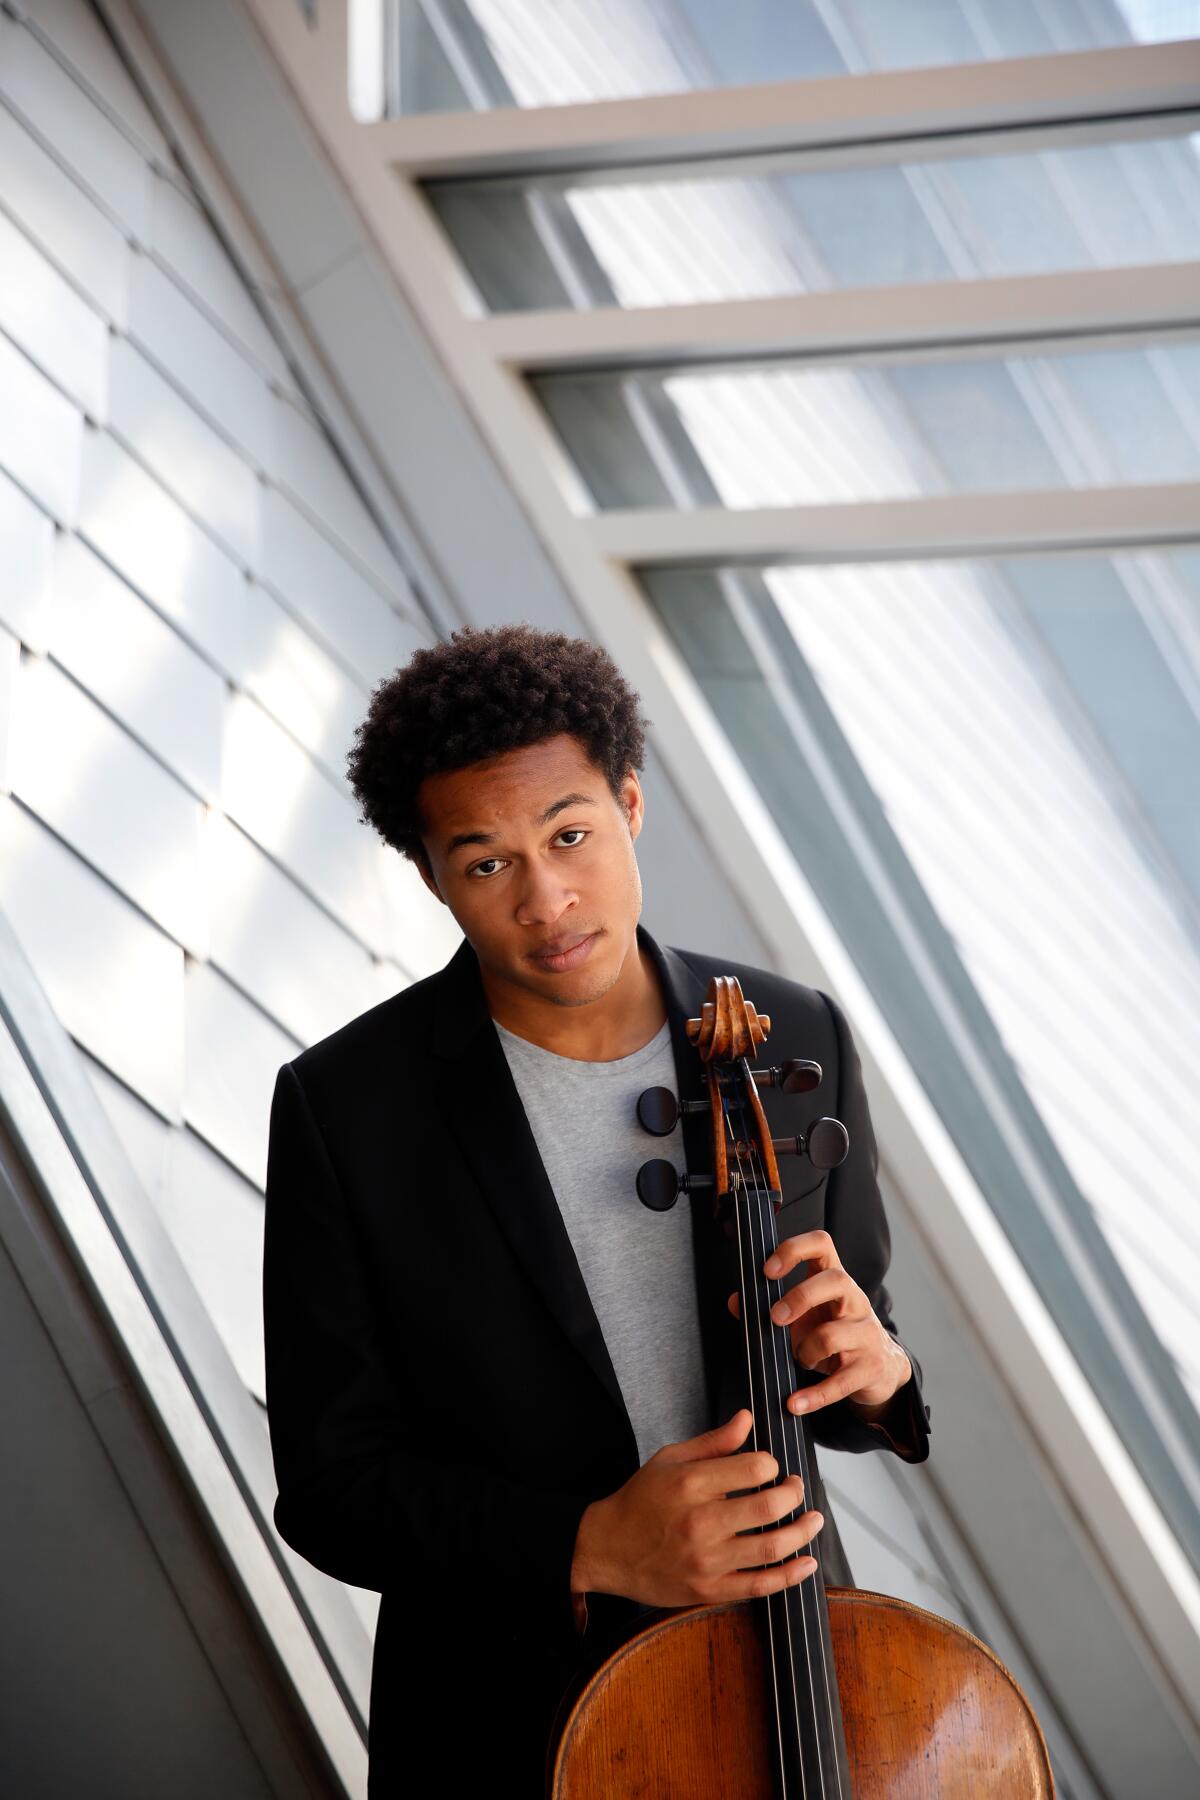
[727,1102,855,1800]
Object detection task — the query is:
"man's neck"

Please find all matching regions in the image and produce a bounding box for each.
[482,939,668,1062]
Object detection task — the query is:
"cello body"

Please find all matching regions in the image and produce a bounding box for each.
[550,1587,1055,1797]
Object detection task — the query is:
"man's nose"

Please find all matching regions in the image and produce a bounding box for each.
[514,859,577,927]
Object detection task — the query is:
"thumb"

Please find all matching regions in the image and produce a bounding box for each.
[655,1407,754,1465]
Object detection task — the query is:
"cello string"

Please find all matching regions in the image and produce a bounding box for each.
[744,1128,843,1800]
[727,1097,794,1798]
[728,1111,807,1800]
[727,1102,815,1798]
[745,1133,839,1800]
[733,1110,828,1800]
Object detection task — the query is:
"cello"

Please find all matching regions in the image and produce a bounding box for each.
[548,975,1054,1797]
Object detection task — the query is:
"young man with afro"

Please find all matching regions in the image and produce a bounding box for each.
[262,623,930,1795]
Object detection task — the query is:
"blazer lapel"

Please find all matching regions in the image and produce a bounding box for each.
[428,938,630,1425]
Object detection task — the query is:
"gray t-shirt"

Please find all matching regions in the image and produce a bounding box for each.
[494,1016,710,1466]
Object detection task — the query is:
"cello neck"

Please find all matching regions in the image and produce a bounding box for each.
[727,1069,854,1800]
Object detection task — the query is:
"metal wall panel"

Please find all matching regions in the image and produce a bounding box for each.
[204,809,380,1046]
[258,484,425,685]
[0,467,53,648]
[0,329,83,524]
[0,12,151,236]
[77,425,247,678]
[0,96,129,325]
[0,625,18,795]
[0,796,185,1119]
[161,1122,268,1399]
[269,389,416,594]
[0,203,108,418]
[374,839,465,975]
[146,167,299,388]
[81,1046,172,1211]
[83,1052,270,1403]
[181,958,299,1189]
[241,578,369,783]
[0,9,477,1774]
[8,652,208,957]
[126,251,277,471]
[12,0,173,161]
[47,532,225,802]
[220,688,390,957]
[107,333,261,566]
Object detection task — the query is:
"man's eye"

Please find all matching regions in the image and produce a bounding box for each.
[555,829,588,847]
[469,858,505,878]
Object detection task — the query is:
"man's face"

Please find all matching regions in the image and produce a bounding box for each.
[415,733,645,1010]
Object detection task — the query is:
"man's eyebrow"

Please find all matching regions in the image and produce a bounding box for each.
[444,793,597,858]
[445,828,494,856]
[535,791,596,827]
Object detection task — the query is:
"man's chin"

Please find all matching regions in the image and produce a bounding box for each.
[536,976,621,1009]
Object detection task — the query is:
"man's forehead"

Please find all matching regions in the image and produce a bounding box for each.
[419,736,604,835]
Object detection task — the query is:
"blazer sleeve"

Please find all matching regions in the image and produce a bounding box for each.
[262,1059,593,1637]
[804,990,932,1464]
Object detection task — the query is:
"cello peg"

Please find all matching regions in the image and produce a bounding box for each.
[808,1116,849,1168]
[636,1086,709,1136]
[751,1060,822,1094]
[637,1087,680,1136]
[772,1117,849,1169]
[780,1058,822,1094]
[635,1160,714,1212]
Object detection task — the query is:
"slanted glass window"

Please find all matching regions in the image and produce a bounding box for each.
[535,340,1200,509]
[643,549,1200,1535]
[427,122,1200,312]
[394,0,1200,111]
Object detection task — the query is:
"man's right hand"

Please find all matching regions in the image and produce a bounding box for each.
[570,1409,823,1610]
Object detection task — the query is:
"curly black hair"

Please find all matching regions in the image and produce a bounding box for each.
[346,623,650,864]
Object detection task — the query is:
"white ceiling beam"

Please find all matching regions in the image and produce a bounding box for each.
[420,107,1200,192]
[479,263,1200,372]
[365,40,1200,180]
[583,484,1200,566]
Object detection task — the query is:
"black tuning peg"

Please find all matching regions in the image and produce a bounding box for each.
[773,1116,849,1170]
[635,1160,714,1212]
[636,1086,709,1136]
[637,1088,679,1136]
[752,1059,822,1094]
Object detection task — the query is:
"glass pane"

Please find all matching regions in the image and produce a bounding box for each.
[429,126,1200,311]
[398,0,1200,111]
[536,340,1200,508]
[642,548,1200,1518]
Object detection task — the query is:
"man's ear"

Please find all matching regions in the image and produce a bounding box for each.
[620,769,645,842]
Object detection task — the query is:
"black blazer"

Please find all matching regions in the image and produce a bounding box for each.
[263,925,930,1795]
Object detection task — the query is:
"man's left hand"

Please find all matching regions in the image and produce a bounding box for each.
[727,1229,912,1419]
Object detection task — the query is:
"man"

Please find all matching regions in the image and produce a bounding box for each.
[263,623,930,1795]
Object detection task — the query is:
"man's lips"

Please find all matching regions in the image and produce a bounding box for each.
[528,931,599,972]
